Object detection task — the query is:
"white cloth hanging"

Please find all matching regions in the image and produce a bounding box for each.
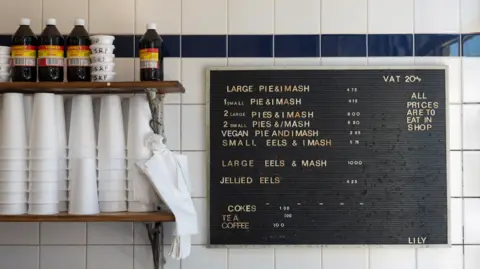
[137,134,198,259]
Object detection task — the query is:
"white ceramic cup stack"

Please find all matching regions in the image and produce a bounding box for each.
[89,35,116,82]
[97,95,127,212]
[28,93,59,215]
[0,93,28,214]
[55,95,68,211]
[0,46,10,82]
[68,95,99,215]
[126,95,157,212]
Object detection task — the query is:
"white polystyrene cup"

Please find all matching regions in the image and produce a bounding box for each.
[0,203,27,215]
[97,158,125,170]
[0,159,28,170]
[1,93,27,149]
[29,159,59,170]
[58,201,68,212]
[55,95,67,153]
[28,191,59,203]
[127,201,156,212]
[98,179,127,191]
[0,192,27,203]
[126,95,154,159]
[58,180,68,191]
[0,46,11,55]
[99,201,127,212]
[98,190,126,202]
[24,95,33,141]
[58,190,68,201]
[97,169,126,181]
[0,170,27,181]
[0,182,27,192]
[28,181,58,192]
[91,72,116,82]
[29,170,58,182]
[29,93,58,150]
[97,95,126,159]
[68,158,99,215]
[0,149,28,159]
[28,202,59,215]
[68,95,96,158]
[90,35,115,45]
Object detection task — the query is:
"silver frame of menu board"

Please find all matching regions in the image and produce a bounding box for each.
[205,65,450,248]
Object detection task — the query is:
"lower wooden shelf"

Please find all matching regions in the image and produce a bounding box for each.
[0,212,175,222]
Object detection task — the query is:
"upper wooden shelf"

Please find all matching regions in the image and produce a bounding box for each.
[0,212,175,222]
[0,81,185,94]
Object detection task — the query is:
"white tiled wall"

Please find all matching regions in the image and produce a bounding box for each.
[0,0,479,269]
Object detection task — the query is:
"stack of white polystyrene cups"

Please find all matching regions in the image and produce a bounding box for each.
[28,93,60,215]
[89,35,115,82]
[126,95,159,212]
[68,95,99,214]
[97,95,127,212]
[0,46,10,81]
[0,93,28,214]
[55,96,68,211]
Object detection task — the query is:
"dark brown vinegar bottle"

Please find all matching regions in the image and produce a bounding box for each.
[38,18,64,82]
[11,18,37,82]
[66,18,91,81]
[139,23,163,81]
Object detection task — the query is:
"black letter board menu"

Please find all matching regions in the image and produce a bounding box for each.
[207,67,448,246]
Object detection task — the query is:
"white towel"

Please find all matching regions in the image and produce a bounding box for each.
[137,134,198,259]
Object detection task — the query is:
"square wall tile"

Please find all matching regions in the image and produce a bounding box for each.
[43,0,88,34]
[367,0,414,34]
[0,0,43,34]
[274,58,321,66]
[451,198,463,244]
[465,198,480,243]
[321,57,368,66]
[463,58,480,102]
[114,58,135,82]
[135,0,181,34]
[464,105,480,149]
[181,105,206,151]
[323,248,368,269]
[321,0,367,34]
[164,104,181,151]
[89,0,134,34]
[275,248,321,269]
[228,249,274,269]
[192,198,208,244]
[449,151,462,197]
[0,246,38,269]
[228,58,275,66]
[182,0,227,34]
[182,246,227,269]
[461,0,480,32]
[414,0,460,33]
[41,222,86,244]
[40,246,86,269]
[0,223,38,244]
[369,248,415,269]
[87,246,133,269]
[87,222,133,244]
[183,151,206,198]
[182,58,227,104]
[415,57,461,103]
[274,0,321,34]
[449,105,462,150]
[417,247,463,269]
[134,245,180,269]
[465,246,480,269]
[464,152,480,196]
[228,0,274,34]
[367,57,414,65]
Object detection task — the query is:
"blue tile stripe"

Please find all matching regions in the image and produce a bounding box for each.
[0,34,475,57]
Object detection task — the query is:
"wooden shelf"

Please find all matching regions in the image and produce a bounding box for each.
[0,81,185,94]
[0,212,175,222]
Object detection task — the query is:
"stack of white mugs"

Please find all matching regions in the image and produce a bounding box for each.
[0,93,160,215]
[0,46,10,82]
[90,35,116,82]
